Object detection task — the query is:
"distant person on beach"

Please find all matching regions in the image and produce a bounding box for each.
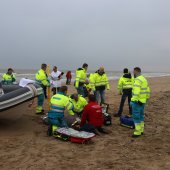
[93,66,110,104]
[130,67,150,138]
[47,86,74,136]
[35,63,50,114]
[114,68,134,117]
[66,71,72,85]
[69,93,87,117]
[1,68,16,85]
[50,66,64,95]
[75,63,88,97]
[80,94,106,134]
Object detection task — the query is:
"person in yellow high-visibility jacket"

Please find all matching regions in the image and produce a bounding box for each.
[130,67,151,138]
[35,63,50,114]
[114,68,134,117]
[93,67,110,104]
[47,86,74,136]
[75,63,88,97]
[69,93,87,117]
[1,68,16,85]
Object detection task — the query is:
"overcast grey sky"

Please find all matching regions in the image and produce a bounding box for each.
[0,0,170,72]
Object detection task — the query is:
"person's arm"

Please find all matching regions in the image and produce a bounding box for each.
[146,86,151,100]
[11,74,16,82]
[118,77,123,94]
[65,99,74,116]
[105,74,110,90]
[75,71,81,88]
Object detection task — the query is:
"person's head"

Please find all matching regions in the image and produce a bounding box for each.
[88,94,96,102]
[41,63,47,71]
[7,68,14,75]
[53,66,57,72]
[59,86,68,95]
[99,66,104,74]
[82,63,88,71]
[123,68,128,74]
[71,93,79,102]
[134,67,141,77]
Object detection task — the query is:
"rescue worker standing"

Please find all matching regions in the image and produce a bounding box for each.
[75,63,88,97]
[130,67,150,138]
[1,68,16,85]
[48,86,74,136]
[114,68,133,117]
[35,63,50,114]
[93,66,110,104]
[69,93,87,117]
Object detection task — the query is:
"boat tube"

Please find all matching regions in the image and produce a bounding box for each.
[0,83,43,119]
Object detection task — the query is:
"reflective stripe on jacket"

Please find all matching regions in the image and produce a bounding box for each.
[49,92,74,118]
[93,72,110,90]
[35,69,49,86]
[2,73,16,85]
[75,68,87,88]
[131,75,150,103]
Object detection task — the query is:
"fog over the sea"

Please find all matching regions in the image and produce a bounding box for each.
[0,0,170,72]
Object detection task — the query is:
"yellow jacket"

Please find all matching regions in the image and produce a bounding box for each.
[131,75,150,103]
[69,95,87,113]
[75,68,86,88]
[35,69,49,86]
[93,72,110,90]
[50,92,74,116]
[118,73,134,93]
[2,73,16,85]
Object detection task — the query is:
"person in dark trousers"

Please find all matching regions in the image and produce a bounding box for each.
[114,68,134,117]
[66,71,72,85]
[80,94,107,134]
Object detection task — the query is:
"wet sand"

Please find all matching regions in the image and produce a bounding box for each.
[0,76,170,170]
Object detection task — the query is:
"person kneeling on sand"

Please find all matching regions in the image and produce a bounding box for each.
[47,86,74,136]
[80,94,107,134]
[69,93,87,117]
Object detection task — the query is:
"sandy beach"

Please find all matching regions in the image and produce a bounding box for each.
[0,76,170,170]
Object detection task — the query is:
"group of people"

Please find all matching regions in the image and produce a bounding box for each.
[34,63,150,138]
[0,63,150,138]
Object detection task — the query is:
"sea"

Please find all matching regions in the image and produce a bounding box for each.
[0,69,170,83]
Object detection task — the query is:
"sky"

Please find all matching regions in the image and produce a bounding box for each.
[0,0,170,72]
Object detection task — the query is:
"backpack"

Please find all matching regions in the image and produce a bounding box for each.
[120,115,135,129]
